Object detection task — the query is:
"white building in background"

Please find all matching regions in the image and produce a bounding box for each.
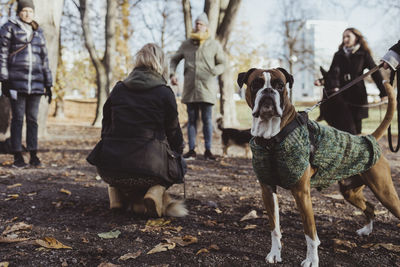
[286,20,348,102]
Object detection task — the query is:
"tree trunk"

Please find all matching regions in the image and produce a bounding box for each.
[79,0,117,127]
[204,0,220,39]
[181,0,192,38]
[205,0,242,127]
[32,0,64,138]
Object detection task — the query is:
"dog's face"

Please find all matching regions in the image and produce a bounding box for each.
[237,68,295,138]
[320,66,340,93]
[237,68,293,118]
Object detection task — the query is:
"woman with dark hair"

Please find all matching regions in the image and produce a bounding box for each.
[0,0,52,168]
[319,28,387,134]
[87,43,187,218]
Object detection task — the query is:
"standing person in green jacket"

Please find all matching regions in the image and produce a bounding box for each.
[170,13,225,160]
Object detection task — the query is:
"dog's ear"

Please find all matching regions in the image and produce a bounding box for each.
[320,66,327,76]
[277,67,294,89]
[237,68,256,88]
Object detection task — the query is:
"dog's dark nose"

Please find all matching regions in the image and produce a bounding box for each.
[252,110,260,118]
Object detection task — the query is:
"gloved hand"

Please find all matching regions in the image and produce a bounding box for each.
[1,81,11,97]
[45,86,52,104]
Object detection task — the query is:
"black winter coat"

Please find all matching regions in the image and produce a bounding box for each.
[329,47,386,120]
[0,18,52,94]
[389,40,400,54]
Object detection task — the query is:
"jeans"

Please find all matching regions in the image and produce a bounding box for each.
[10,94,41,152]
[186,102,213,150]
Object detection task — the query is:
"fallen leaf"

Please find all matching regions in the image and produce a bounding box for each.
[146,218,171,227]
[1,161,13,166]
[397,223,400,228]
[98,230,121,239]
[81,237,89,243]
[204,220,217,227]
[119,251,142,261]
[97,263,120,267]
[361,243,374,249]
[239,196,248,201]
[35,237,72,249]
[323,193,344,200]
[335,248,348,253]
[60,188,71,195]
[196,248,209,255]
[147,242,175,254]
[353,211,363,216]
[95,175,102,180]
[61,261,68,267]
[27,192,37,196]
[372,243,400,253]
[0,262,9,267]
[333,239,357,249]
[166,235,198,247]
[5,194,19,201]
[244,224,257,230]
[0,236,29,243]
[2,222,32,235]
[209,244,220,251]
[7,183,22,189]
[375,210,387,215]
[220,186,232,192]
[215,208,222,214]
[240,210,258,221]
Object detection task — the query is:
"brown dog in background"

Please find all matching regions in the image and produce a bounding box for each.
[237,67,400,266]
[216,117,252,158]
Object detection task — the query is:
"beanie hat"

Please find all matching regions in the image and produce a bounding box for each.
[17,0,35,13]
[195,13,209,26]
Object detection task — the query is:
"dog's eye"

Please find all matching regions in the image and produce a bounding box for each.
[251,78,264,91]
[272,80,285,91]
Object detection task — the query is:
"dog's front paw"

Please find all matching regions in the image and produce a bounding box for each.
[356,221,373,236]
[301,257,319,267]
[265,250,282,263]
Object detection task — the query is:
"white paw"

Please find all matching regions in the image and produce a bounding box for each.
[301,257,319,267]
[356,221,373,236]
[265,251,282,263]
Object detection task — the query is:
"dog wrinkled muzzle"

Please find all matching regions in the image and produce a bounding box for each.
[252,91,282,120]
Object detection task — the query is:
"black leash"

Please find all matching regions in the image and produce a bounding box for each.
[305,63,384,113]
[387,68,400,152]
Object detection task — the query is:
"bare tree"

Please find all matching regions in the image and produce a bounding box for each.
[74,0,117,126]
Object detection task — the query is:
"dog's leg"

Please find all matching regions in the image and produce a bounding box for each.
[339,177,376,236]
[245,145,250,158]
[108,185,125,210]
[260,183,282,263]
[361,156,400,220]
[222,145,228,157]
[290,165,320,267]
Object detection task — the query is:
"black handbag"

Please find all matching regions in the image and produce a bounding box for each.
[87,135,186,184]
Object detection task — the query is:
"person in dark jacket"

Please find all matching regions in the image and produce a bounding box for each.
[88,43,187,218]
[317,28,387,135]
[0,0,52,168]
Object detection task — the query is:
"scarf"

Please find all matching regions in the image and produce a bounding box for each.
[343,43,360,56]
[190,30,209,45]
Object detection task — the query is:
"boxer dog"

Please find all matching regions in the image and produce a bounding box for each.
[237,67,400,266]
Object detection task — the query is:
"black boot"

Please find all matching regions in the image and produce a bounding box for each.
[12,152,27,168]
[29,150,41,167]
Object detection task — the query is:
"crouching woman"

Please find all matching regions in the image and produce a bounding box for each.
[87,43,187,217]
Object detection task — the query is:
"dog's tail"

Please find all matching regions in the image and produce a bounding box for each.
[371,81,396,141]
[162,192,188,217]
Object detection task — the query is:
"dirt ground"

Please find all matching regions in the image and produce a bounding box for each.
[1,122,400,267]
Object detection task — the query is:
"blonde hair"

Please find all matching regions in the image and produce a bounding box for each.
[133,43,168,80]
[339,28,372,55]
